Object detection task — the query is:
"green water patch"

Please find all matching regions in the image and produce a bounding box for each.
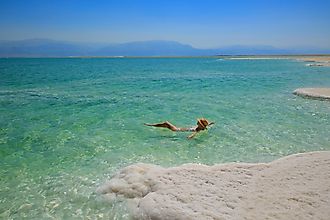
[0,58,329,218]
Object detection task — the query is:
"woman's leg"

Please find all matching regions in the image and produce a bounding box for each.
[144,121,178,131]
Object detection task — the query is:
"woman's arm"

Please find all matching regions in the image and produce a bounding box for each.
[187,131,198,139]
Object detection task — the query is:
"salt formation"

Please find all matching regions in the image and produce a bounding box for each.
[98,151,330,219]
[294,88,330,100]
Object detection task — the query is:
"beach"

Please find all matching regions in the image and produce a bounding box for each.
[99,151,330,220]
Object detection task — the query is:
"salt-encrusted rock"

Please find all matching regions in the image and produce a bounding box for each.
[294,88,330,100]
[98,151,330,220]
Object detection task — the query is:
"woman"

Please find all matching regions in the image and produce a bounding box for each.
[144,118,214,139]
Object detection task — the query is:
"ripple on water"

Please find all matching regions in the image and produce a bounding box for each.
[0,58,329,218]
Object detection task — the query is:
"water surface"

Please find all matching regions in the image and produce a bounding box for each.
[1,58,329,219]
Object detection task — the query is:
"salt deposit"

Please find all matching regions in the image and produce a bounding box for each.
[294,88,330,100]
[98,151,330,220]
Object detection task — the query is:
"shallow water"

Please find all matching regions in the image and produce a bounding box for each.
[1,58,330,219]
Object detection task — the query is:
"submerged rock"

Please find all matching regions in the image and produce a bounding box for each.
[98,151,330,219]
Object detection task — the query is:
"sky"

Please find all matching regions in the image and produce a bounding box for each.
[0,0,330,48]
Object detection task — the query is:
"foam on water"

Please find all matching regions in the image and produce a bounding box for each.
[0,58,330,218]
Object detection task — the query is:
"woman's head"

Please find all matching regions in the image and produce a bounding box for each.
[197,118,210,130]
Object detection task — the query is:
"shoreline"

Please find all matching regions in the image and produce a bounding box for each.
[222,55,330,66]
[99,151,330,219]
[293,55,330,66]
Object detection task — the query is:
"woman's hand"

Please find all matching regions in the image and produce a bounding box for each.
[187,132,198,139]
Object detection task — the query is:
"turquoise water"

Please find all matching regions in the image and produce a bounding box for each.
[1,57,330,219]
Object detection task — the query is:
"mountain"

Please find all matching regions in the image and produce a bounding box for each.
[0,39,206,57]
[0,39,90,57]
[96,40,203,56]
[0,39,329,57]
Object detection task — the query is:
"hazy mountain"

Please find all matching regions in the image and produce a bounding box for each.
[96,40,202,56]
[0,39,91,57]
[0,39,205,57]
[0,39,329,57]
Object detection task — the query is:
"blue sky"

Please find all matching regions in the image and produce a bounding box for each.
[0,0,330,48]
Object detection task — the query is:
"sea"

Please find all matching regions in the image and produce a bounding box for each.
[1,57,330,219]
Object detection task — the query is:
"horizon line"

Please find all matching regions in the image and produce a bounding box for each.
[1,54,330,59]
[1,38,330,50]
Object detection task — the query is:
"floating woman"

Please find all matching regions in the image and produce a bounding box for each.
[144,118,214,139]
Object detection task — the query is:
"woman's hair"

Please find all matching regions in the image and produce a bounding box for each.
[197,118,209,129]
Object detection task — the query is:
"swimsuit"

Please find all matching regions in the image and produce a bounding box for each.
[176,127,197,132]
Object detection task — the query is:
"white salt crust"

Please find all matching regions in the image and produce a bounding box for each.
[98,151,330,220]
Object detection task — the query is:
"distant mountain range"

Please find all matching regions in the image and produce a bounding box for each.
[0,39,329,57]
